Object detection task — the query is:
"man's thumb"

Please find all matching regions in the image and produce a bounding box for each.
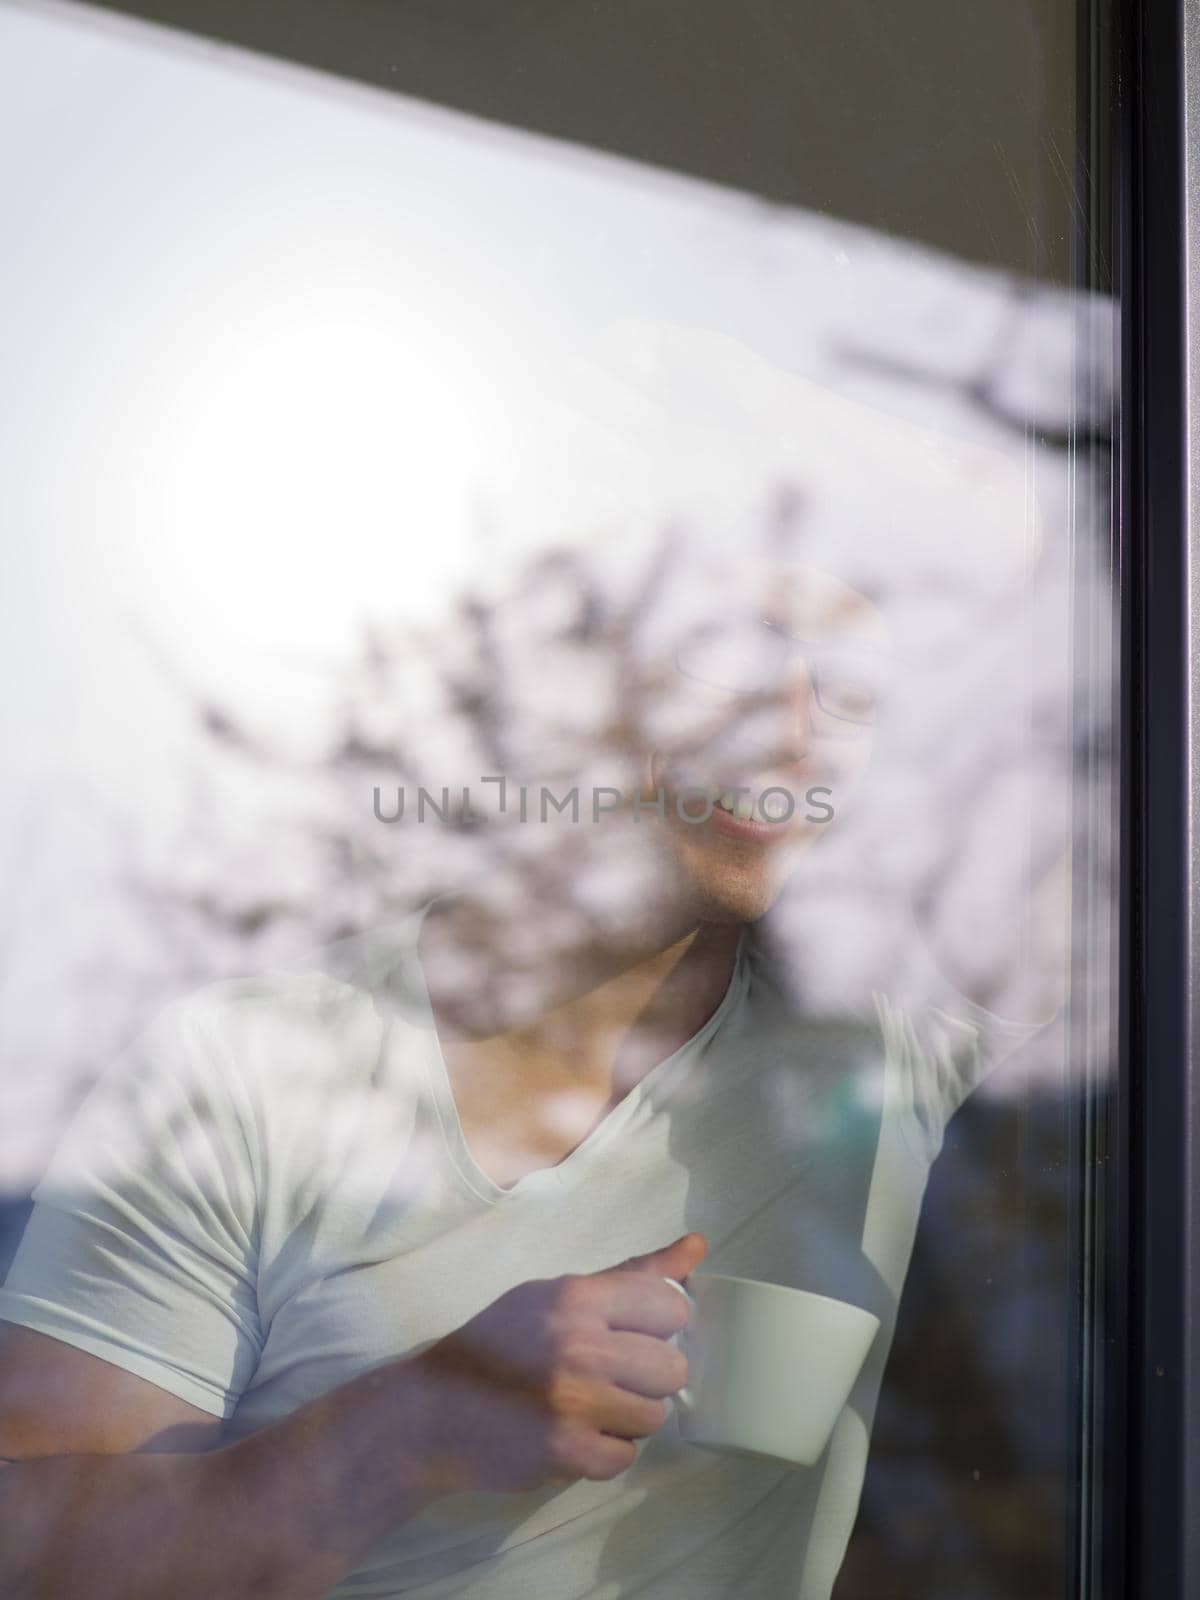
[622,1232,708,1279]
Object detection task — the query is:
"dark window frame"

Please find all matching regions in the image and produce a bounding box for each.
[1116,1,1200,1596]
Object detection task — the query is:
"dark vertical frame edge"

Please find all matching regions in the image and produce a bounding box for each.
[1069,1,1126,1594]
[1123,1,1200,1597]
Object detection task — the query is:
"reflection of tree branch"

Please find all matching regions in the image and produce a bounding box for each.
[124,613,289,765]
[831,286,1113,454]
[113,485,1085,1073]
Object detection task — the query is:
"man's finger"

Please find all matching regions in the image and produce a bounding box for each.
[605,1330,690,1399]
[593,1272,693,1337]
[618,1233,707,1281]
[586,1383,667,1441]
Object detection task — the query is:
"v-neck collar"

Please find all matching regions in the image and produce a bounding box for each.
[413,920,749,1205]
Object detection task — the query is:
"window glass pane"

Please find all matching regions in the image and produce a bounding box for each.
[0,5,1118,1598]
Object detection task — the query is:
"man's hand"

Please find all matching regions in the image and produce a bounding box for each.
[417,1233,706,1495]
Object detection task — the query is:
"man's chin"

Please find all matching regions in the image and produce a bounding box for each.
[682,856,794,927]
[668,816,825,922]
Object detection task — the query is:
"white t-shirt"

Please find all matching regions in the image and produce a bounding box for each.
[0,911,1040,1598]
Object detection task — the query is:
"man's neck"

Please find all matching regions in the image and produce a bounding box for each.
[420,895,743,1090]
[516,920,742,1091]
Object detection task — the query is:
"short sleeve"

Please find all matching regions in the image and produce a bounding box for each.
[872,926,1052,1167]
[0,992,264,1419]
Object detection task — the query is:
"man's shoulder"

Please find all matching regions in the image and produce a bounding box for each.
[150,913,433,1104]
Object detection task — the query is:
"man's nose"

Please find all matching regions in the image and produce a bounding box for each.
[773,658,816,759]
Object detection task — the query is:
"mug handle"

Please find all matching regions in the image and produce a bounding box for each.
[662,1276,696,1412]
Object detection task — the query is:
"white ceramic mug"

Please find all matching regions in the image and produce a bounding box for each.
[664,1273,880,1468]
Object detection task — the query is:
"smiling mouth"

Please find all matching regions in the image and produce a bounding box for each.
[709,786,768,820]
[680,778,806,826]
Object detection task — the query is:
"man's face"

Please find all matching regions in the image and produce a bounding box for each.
[643,566,886,925]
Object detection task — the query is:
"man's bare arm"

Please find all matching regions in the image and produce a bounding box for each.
[0,1233,701,1600]
[0,1325,448,1600]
